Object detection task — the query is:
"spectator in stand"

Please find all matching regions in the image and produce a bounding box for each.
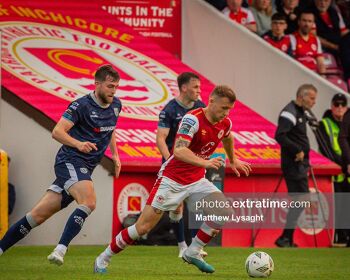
[290,11,326,75]
[263,12,293,55]
[276,0,302,34]
[250,0,276,35]
[318,93,349,246]
[335,0,350,28]
[222,0,257,32]
[205,0,227,11]
[276,0,313,10]
[310,0,350,80]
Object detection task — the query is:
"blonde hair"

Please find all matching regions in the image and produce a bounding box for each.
[253,0,273,16]
[210,85,236,103]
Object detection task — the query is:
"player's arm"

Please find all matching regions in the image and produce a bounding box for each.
[52,118,97,153]
[109,130,121,178]
[173,137,222,169]
[173,116,223,170]
[222,132,251,177]
[156,127,171,160]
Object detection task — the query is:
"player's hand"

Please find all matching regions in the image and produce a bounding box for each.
[112,155,121,178]
[295,151,304,162]
[77,142,98,153]
[204,157,225,170]
[230,158,251,177]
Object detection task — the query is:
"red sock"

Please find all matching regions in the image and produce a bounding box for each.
[110,228,135,254]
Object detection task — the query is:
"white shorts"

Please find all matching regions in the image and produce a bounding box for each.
[146,176,221,212]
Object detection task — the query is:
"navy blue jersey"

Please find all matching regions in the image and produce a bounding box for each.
[55,92,122,170]
[158,99,206,154]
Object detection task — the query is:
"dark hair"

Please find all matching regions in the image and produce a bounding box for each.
[95,64,120,82]
[210,85,236,103]
[271,12,287,22]
[177,72,200,90]
[297,10,315,21]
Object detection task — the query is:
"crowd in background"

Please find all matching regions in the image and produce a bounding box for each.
[205,0,350,92]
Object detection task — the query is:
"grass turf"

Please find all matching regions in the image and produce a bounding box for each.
[0,246,349,279]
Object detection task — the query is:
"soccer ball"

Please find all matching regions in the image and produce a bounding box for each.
[245,251,274,278]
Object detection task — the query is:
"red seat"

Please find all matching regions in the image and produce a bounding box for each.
[323,53,342,75]
[326,75,348,92]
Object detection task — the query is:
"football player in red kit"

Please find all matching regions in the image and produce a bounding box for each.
[94,85,251,274]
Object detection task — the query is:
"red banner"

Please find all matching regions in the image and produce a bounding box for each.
[0,0,336,170]
[100,0,182,58]
[222,175,333,248]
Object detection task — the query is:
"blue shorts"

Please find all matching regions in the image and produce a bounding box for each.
[48,162,93,195]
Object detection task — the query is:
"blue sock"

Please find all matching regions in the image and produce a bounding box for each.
[191,228,199,238]
[171,218,185,243]
[0,214,37,252]
[58,205,90,247]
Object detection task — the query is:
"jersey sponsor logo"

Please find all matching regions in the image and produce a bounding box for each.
[117,183,149,222]
[201,142,215,154]
[93,126,115,132]
[80,167,88,174]
[1,21,178,121]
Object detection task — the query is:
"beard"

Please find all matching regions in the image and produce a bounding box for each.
[97,92,113,105]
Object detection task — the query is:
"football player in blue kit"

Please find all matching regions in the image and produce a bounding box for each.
[0,65,122,266]
[156,72,207,258]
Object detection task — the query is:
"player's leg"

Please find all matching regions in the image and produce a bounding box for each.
[48,179,95,265]
[183,179,230,273]
[169,203,187,257]
[94,176,187,274]
[0,191,62,255]
[94,204,164,273]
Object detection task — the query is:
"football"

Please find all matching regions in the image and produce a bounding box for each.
[245,251,274,278]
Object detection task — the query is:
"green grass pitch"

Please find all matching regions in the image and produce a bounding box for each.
[0,246,349,279]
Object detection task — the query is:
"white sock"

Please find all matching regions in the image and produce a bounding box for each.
[103,245,114,259]
[178,241,187,249]
[128,224,140,240]
[55,244,67,256]
[0,248,3,256]
[188,236,205,254]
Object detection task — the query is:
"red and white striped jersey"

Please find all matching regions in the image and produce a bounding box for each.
[159,108,232,185]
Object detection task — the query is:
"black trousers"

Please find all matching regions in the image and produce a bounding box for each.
[334,180,350,243]
[281,176,309,240]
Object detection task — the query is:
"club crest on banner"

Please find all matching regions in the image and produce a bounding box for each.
[1,22,178,121]
[117,183,149,222]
